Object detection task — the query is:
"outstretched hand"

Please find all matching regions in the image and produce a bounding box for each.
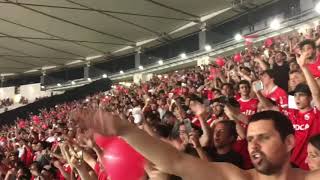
[72,109,130,137]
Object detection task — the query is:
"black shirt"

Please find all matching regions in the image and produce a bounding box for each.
[273,62,290,92]
[212,150,243,168]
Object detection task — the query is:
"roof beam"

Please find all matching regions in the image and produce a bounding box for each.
[0,1,195,22]
[4,0,135,43]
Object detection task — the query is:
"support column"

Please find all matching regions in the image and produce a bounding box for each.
[135,47,141,68]
[40,70,46,86]
[199,23,207,51]
[84,62,90,79]
[0,76,4,87]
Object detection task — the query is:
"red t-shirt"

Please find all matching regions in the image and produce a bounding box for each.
[237,98,259,117]
[264,86,288,110]
[307,55,320,78]
[233,140,253,170]
[288,108,320,170]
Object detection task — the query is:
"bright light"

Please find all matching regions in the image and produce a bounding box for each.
[234,34,242,41]
[102,74,108,78]
[71,81,76,85]
[87,78,92,82]
[158,60,163,65]
[270,18,281,30]
[204,45,212,51]
[86,98,90,102]
[57,83,61,87]
[180,53,187,59]
[316,2,320,14]
[41,86,45,89]
[120,70,124,74]
[138,65,144,70]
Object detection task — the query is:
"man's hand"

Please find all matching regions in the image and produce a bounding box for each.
[74,109,130,137]
[189,131,201,148]
[297,51,309,67]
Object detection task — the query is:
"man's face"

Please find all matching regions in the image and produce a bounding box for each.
[239,84,250,97]
[275,52,285,64]
[211,102,224,117]
[213,123,232,149]
[306,143,320,171]
[222,85,232,97]
[289,73,305,90]
[294,92,311,110]
[260,73,273,87]
[247,120,291,175]
[301,44,316,60]
[189,100,202,115]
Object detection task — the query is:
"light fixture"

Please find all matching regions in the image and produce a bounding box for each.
[180,53,187,59]
[57,83,61,87]
[71,81,76,85]
[158,60,163,65]
[234,33,242,41]
[120,70,124,74]
[86,98,90,102]
[204,45,212,51]
[87,78,92,82]
[316,2,320,14]
[270,18,281,30]
[102,74,108,78]
[41,86,45,89]
[139,65,144,70]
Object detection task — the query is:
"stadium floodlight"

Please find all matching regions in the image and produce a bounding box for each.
[270,18,281,30]
[87,78,92,82]
[139,65,144,70]
[204,45,212,52]
[234,33,242,41]
[158,60,164,65]
[71,81,76,85]
[180,53,187,59]
[57,83,61,87]
[102,74,108,78]
[120,70,124,74]
[316,2,320,14]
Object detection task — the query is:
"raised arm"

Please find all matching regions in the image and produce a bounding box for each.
[297,52,320,110]
[76,110,247,180]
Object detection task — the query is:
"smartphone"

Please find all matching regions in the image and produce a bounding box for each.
[254,81,264,91]
[183,119,193,134]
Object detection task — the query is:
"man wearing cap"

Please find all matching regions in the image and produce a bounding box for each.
[288,50,320,170]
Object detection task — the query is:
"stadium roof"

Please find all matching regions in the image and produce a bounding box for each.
[0,0,277,76]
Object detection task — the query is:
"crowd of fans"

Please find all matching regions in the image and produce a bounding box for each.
[0,23,320,180]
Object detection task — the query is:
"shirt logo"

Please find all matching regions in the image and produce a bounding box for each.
[304,114,310,121]
[293,124,310,131]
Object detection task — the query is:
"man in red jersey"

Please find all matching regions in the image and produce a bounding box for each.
[287,50,320,170]
[299,39,320,79]
[260,69,288,111]
[237,80,259,117]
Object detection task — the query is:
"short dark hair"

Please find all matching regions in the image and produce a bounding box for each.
[309,134,320,151]
[189,94,203,104]
[248,111,295,141]
[299,39,316,50]
[222,83,233,89]
[238,80,251,89]
[215,120,238,141]
[261,69,276,79]
[275,51,287,58]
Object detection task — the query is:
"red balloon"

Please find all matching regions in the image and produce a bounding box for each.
[233,53,242,63]
[94,134,145,180]
[215,57,225,67]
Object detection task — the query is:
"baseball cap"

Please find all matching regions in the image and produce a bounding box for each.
[291,83,311,96]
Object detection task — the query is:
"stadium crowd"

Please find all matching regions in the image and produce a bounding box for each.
[0,24,320,180]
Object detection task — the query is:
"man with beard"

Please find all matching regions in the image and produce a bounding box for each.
[75,109,320,180]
